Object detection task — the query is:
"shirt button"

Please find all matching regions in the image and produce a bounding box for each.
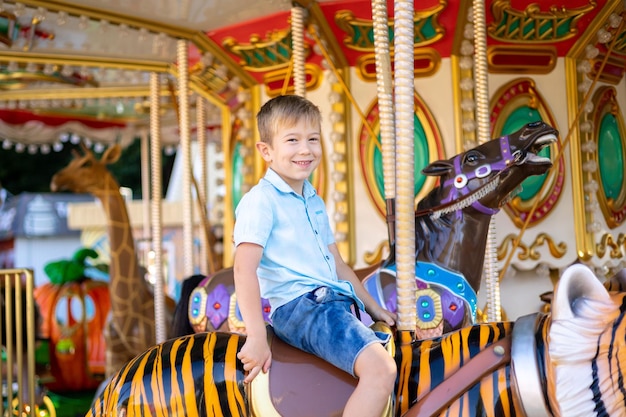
[315,230,318,234]
[325,256,329,260]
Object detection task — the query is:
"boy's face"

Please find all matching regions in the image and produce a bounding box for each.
[256,118,322,194]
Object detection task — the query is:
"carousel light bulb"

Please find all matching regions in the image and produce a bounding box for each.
[78,15,89,30]
[608,13,623,29]
[580,120,593,133]
[329,111,342,123]
[463,23,474,40]
[460,40,474,56]
[596,28,612,44]
[577,60,592,74]
[334,212,346,222]
[585,44,599,59]
[56,11,67,26]
[581,140,596,153]
[333,191,346,202]
[27,144,38,154]
[330,132,343,143]
[459,56,473,70]
[2,139,12,150]
[331,171,345,182]
[460,77,474,91]
[584,180,599,193]
[582,160,597,172]
[35,7,47,22]
[462,119,476,132]
[40,144,50,154]
[467,6,474,23]
[331,153,345,163]
[14,143,25,153]
[53,142,63,152]
[13,3,25,17]
[578,78,592,93]
[461,98,476,112]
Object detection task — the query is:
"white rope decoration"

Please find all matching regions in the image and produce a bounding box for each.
[291,6,307,97]
[177,40,195,279]
[149,72,166,344]
[197,97,209,273]
[394,0,417,331]
[371,0,396,201]
[472,0,501,322]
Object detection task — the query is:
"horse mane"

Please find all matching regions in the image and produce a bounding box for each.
[549,293,621,415]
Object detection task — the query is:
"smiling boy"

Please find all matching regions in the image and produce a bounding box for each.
[233,95,396,416]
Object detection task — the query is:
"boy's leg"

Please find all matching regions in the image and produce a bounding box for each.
[344,343,396,417]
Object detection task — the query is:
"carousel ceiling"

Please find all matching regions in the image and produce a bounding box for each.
[0,0,620,150]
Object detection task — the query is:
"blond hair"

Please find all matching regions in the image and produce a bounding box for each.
[256,95,322,144]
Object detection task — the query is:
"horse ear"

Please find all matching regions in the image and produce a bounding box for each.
[422,160,453,177]
[551,264,611,321]
[101,144,122,165]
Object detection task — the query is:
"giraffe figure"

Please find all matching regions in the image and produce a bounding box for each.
[50,144,173,377]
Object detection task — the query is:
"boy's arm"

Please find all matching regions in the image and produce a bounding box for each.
[233,242,272,383]
[328,243,396,326]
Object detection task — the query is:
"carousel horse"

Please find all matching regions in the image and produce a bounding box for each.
[184,121,558,338]
[86,122,624,417]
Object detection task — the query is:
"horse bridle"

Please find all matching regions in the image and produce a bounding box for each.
[417,135,524,218]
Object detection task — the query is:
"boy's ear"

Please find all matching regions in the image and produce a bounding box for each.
[256,141,272,162]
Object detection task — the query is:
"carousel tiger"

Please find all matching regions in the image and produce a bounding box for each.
[87,263,626,417]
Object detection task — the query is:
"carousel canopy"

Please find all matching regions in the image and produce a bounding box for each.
[0,0,614,150]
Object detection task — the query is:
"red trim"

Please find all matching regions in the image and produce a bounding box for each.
[0,109,126,128]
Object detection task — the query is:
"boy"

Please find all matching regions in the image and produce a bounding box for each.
[233,95,397,417]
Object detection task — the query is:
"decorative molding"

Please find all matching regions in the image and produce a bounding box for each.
[355,48,440,82]
[334,0,446,51]
[498,233,567,261]
[487,45,557,74]
[489,0,597,43]
[596,232,626,258]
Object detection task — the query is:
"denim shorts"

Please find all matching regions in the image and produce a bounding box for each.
[271,287,391,377]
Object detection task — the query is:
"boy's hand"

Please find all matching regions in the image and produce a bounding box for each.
[368,306,396,327]
[237,336,272,383]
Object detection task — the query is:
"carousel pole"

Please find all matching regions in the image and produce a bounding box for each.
[177,39,195,280]
[472,0,501,322]
[291,5,307,97]
[393,0,417,333]
[196,97,210,273]
[149,72,166,344]
[371,0,397,250]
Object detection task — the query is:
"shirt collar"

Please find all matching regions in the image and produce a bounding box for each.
[263,168,316,198]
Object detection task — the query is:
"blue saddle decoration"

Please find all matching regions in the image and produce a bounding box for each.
[363,261,477,328]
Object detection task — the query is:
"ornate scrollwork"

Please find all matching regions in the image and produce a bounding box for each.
[489,0,597,43]
[596,233,626,258]
[498,233,566,261]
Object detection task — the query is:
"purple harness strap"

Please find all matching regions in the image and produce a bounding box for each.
[440,136,513,215]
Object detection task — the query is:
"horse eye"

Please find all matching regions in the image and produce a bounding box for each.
[464,152,479,164]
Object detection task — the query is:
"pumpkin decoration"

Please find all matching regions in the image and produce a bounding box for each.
[34,247,110,392]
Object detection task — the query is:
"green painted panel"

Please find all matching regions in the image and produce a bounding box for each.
[232,142,243,212]
[374,114,429,200]
[598,114,624,200]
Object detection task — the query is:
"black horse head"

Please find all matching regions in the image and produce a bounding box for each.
[418,121,558,216]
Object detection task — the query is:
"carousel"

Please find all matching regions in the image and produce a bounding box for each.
[0,0,626,416]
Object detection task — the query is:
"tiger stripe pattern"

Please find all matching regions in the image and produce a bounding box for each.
[87,332,248,417]
[88,264,626,417]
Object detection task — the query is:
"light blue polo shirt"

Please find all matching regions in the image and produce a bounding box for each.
[233,168,363,315]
